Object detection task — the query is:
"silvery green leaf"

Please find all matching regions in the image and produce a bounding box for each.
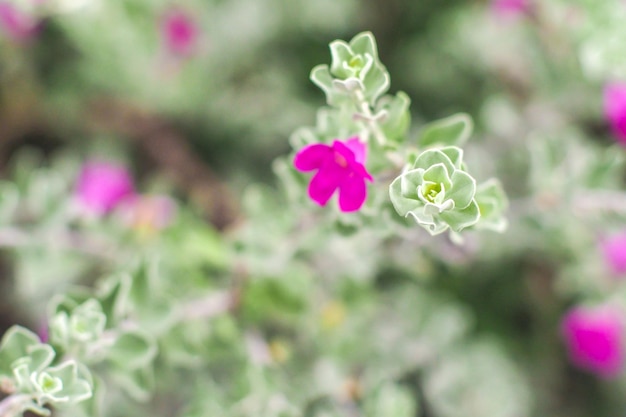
[439,146,465,170]
[32,371,63,399]
[329,40,354,79]
[0,326,42,378]
[377,92,411,144]
[364,383,417,417]
[439,199,481,232]
[422,163,453,190]
[389,174,422,216]
[447,170,477,210]
[13,361,34,391]
[49,312,71,349]
[406,207,436,227]
[418,113,473,148]
[96,273,132,327]
[416,215,450,235]
[22,344,56,375]
[128,258,161,308]
[361,58,390,105]
[107,330,157,370]
[474,179,508,232]
[324,32,390,105]
[42,360,93,405]
[310,65,352,107]
[109,366,154,402]
[399,169,423,200]
[69,299,106,343]
[349,32,380,62]
[423,199,455,215]
[413,149,456,173]
[424,341,531,417]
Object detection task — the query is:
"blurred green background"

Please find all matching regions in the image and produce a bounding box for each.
[2,1,626,416]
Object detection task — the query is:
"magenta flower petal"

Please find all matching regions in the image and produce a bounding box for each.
[491,0,531,17]
[161,8,199,57]
[343,137,367,165]
[331,140,357,163]
[333,140,373,181]
[308,162,343,206]
[0,2,40,43]
[604,82,626,145]
[293,137,373,212]
[75,160,135,215]
[339,173,367,212]
[601,232,626,276]
[561,305,625,378]
[294,144,332,172]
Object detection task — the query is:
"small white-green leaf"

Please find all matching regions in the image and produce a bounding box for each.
[390,175,422,216]
[413,149,455,173]
[108,330,157,370]
[439,146,465,170]
[0,326,42,377]
[364,383,418,417]
[310,65,351,106]
[447,170,477,209]
[329,40,354,78]
[45,360,93,405]
[361,60,391,104]
[419,113,473,148]
[439,199,481,232]
[349,31,379,60]
[422,163,453,189]
[475,179,508,232]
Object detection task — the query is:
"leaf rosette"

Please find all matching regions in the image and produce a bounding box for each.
[389,147,480,235]
[310,31,390,106]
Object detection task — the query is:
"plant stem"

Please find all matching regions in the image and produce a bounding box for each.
[353,89,386,146]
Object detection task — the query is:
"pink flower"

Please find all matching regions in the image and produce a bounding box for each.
[118,194,177,233]
[604,82,626,145]
[294,137,373,212]
[0,2,40,43]
[600,232,626,276]
[490,0,531,17]
[161,9,198,57]
[75,160,135,215]
[38,322,48,343]
[561,305,625,378]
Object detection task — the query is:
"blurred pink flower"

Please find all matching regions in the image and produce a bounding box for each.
[75,160,135,215]
[561,305,624,378]
[491,0,531,17]
[161,8,199,57]
[294,137,373,212]
[38,323,48,343]
[604,82,626,145]
[0,2,40,43]
[118,194,177,233]
[601,232,626,276]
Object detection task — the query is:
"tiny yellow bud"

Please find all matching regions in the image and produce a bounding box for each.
[321,301,346,330]
[269,339,291,364]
